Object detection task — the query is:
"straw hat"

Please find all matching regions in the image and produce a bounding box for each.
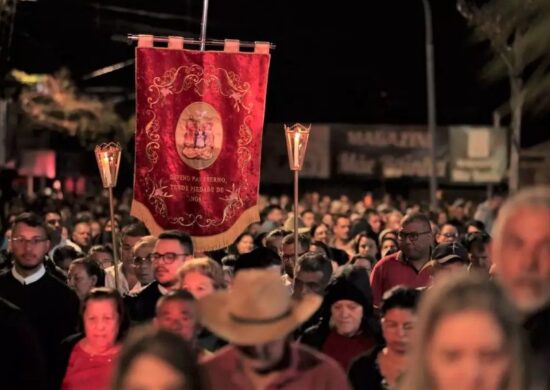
[197,268,322,345]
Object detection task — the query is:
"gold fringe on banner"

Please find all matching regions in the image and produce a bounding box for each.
[192,205,259,252]
[130,200,164,236]
[130,200,260,253]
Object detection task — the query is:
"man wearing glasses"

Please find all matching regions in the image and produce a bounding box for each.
[370,213,434,308]
[0,212,79,386]
[105,222,150,295]
[281,233,311,286]
[435,223,459,245]
[126,229,193,322]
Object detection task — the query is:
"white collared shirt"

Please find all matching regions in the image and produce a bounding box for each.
[158,283,169,296]
[105,264,130,295]
[12,264,46,285]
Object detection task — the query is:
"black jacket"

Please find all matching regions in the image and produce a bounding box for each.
[300,266,382,350]
[0,270,79,388]
[0,297,48,390]
[524,304,550,389]
[125,281,163,323]
[348,345,385,390]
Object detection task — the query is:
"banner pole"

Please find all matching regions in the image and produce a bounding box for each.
[293,169,299,280]
[109,187,121,292]
[199,0,210,51]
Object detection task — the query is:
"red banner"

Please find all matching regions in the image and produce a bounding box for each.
[131,45,270,251]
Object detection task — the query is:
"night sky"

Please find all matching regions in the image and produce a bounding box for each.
[8,0,549,148]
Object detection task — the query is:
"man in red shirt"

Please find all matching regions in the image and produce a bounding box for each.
[370,213,433,307]
[198,268,350,390]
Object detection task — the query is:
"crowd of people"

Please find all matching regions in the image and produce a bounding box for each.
[0,185,549,390]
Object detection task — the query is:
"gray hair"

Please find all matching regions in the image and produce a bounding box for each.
[492,186,550,241]
[131,235,158,256]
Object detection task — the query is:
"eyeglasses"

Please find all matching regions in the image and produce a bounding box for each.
[397,231,431,242]
[440,232,458,239]
[11,237,48,246]
[133,256,153,266]
[148,252,190,264]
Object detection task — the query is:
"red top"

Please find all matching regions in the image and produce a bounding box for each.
[201,342,350,390]
[61,341,119,390]
[321,330,376,371]
[370,251,432,307]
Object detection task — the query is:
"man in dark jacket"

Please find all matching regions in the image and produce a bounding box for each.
[126,229,193,322]
[0,297,47,390]
[0,212,79,388]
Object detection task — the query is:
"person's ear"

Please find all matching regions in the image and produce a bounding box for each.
[91,275,98,286]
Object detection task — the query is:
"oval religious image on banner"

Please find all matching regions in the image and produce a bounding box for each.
[175,102,224,170]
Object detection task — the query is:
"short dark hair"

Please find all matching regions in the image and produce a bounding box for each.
[112,326,204,390]
[464,231,491,251]
[234,247,281,274]
[53,245,84,267]
[71,256,106,286]
[12,212,48,235]
[401,212,431,230]
[281,233,311,252]
[158,230,193,254]
[465,219,486,232]
[380,285,421,316]
[296,252,333,285]
[121,222,150,239]
[88,244,114,256]
[82,288,129,342]
[73,219,90,228]
[333,214,350,225]
[70,219,91,236]
[156,289,196,315]
[351,254,376,267]
[301,209,315,217]
[43,208,62,218]
[261,204,282,220]
[365,208,379,218]
[310,240,333,259]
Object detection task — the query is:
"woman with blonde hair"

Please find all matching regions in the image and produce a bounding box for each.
[176,257,226,299]
[400,272,526,390]
[130,235,157,294]
[176,258,227,351]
